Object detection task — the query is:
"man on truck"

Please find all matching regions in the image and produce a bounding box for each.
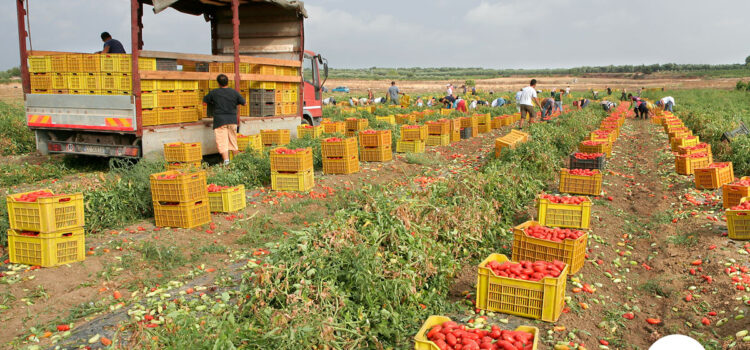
[97,32,126,54]
[203,74,246,165]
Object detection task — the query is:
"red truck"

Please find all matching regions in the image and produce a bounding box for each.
[14,0,327,158]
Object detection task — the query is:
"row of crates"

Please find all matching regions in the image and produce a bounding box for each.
[30,72,132,91]
[6,190,87,267]
[141,91,202,109]
[28,54,156,73]
[206,62,299,77]
[142,107,201,126]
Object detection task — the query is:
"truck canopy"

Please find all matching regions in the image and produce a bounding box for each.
[144,0,307,61]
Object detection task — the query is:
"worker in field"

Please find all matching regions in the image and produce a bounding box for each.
[446,84,453,96]
[203,74,246,165]
[491,97,507,107]
[552,88,563,114]
[514,89,523,113]
[607,86,612,95]
[367,88,374,103]
[387,81,403,105]
[600,100,617,112]
[97,32,126,54]
[455,96,468,113]
[656,96,675,112]
[541,97,554,117]
[416,96,424,107]
[620,88,627,101]
[565,86,571,96]
[518,79,542,128]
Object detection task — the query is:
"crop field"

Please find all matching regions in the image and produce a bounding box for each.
[1,83,750,350]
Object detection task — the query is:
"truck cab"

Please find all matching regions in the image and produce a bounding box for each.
[15,0,327,158]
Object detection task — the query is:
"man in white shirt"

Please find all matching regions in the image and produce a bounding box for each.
[657,96,675,112]
[446,84,453,96]
[565,86,571,95]
[518,79,542,128]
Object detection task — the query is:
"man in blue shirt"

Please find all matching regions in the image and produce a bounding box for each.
[98,32,126,54]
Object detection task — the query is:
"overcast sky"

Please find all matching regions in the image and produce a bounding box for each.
[1,0,749,70]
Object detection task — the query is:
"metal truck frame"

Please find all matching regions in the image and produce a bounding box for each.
[15,0,327,158]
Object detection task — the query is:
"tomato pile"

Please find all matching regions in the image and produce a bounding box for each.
[426,321,535,350]
[568,169,599,176]
[157,173,180,180]
[539,194,587,205]
[581,140,605,146]
[487,259,566,280]
[684,143,708,150]
[14,190,59,202]
[361,130,376,134]
[681,152,708,159]
[731,201,750,210]
[301,125,313,129]
[729,178,750,187]
[324,137,343,142]
[573,152,604,160]
[207,184,230,193]
[273,148,306,154]
[525,225,585,242]
[403,125,422,129]
[707,163,729,168]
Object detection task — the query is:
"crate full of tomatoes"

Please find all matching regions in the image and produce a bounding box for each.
[536,193,592,229]
[414,315,539,350]
[512,220,588,274]
[476,254,567,322]
[568,152,606,170]
[559,168,602,196]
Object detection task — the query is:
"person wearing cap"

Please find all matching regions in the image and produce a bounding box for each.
[387,81,403,105]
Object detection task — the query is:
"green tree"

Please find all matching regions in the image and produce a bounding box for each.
[746,55,750,65]
[737,81,746,91]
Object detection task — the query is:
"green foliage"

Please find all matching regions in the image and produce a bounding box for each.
[85,159,164,233]
[737,80,747,91]
[208,150,271,187]
[0,101,35,155]
[0,67,21,83]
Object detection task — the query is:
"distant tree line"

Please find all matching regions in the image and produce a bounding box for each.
[329,63,750,80]
[0,67,21,82]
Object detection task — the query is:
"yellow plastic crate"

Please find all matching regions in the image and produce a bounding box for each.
[559,169,603,196]
[81,73,100,90]
[671,135,699,152]
[723,177,750,209]
[166,161,201,171]
[178,91,199,107]
[297,125,323,139]
[8,228,85,267]
[139,57,157,71]
[179,107,199,123]
[579,141,612,157]
[359,130,391,148]
[400,125,428,141]
[271,169,314,192]
[157,80,177,91]
[49,55,66,72]
[65,54,83,72]
[141,108,158,126]
[270,147,313,172]
[426,120,451,135]
[360,146,392,162]
[157,108,182,125]
[153,200,211,229]
[537,196,591,229]
[322,121,346,134]
[237,134,263,152]
[100,54,131,73]
[6,190,85,233]
[261,129,291,146]
[425,134,450,146]
[375,115,396,125]
[396,114,417,125]
[727,198,750,240]
[51,73,68,90]
[163,142,202,162]
[208,185,246,213]
[694,163,734,190]
[80,54,100,71]
[396,140,425,153]
[678,142,711,156]
[177,80,199,90]
[321,137,358,158]
[512,221,588,275]
[345,118,369,131]
[414,315,539,350]
[157,91,179,108]
[322,156,360,175]
[149,170,208,203]
[283,102,297,115]
[675,153,712,175]
[28,56,51,73]
[476,254,567,322]
[439,108,452,116]
[29,73,53,90]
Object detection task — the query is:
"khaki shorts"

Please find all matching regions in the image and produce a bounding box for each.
[214,124,238,154]
[520,104,535,120]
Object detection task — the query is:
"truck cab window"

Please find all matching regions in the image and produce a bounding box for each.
[303,55,315,85]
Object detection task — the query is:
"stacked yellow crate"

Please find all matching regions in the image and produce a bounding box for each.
[6,190,86,267]
[321,137,360,174]
[270,147,314,191]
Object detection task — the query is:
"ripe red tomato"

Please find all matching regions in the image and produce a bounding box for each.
[568,169,598,176]
[427,320,535,350]
[573,152,604,160]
